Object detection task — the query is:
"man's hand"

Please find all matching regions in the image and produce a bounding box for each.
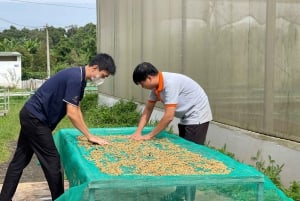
[139,134,153,140]
[87,135,109,145]
[129,132,154,141]
[128,131,143,140]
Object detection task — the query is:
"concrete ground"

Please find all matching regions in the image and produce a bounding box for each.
[0,181,69,201]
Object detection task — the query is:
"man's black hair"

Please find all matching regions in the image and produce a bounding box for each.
[132,62,159,85]
[89,53,116,75]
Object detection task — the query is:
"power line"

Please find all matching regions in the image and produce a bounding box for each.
[0,17,43,29]
[6,0,95,9]
[0,1,96,30]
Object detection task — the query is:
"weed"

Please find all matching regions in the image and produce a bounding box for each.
[251,150,284,188]
[208,144,299,200]
[206,142,236,159]
[285,181,300,201]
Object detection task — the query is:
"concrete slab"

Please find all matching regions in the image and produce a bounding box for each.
[0,181,69,201]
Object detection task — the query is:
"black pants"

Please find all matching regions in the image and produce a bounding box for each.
[178,122,209,145]
[0,107,64,201]
[176,122,210,201]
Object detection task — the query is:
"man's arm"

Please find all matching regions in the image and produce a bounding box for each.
[130,104,176,141]
[129,101,155,140]
[143,106,176,140]
[66,103,109,145]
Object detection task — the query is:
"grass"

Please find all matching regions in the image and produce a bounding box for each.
[0,96,27,162]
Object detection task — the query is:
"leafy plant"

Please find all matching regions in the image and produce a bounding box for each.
[81,94,140,127]
[209,144,299,200]
[284,181,300,201]
[206,142,236,159]
[217,144,236,159]
[251,150,284,188]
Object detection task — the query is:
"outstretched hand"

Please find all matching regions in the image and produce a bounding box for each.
[128,132,153,141]
[88,135,109,145]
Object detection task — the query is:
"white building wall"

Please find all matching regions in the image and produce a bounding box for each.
[0,52,22,88]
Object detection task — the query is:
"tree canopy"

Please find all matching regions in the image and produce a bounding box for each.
[0,23,96,79]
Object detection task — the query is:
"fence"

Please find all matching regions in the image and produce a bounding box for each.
[0,88,9,116]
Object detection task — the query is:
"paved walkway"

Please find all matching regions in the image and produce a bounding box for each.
[0,181,69,201]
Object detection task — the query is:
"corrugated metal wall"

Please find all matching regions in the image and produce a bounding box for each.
[96,0,300,142]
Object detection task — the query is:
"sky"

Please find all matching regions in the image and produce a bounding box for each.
[0,0,96,31]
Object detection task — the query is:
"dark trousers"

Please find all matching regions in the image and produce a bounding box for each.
[178,122,209,145]
[0,107,64,201]
[176,122,210,201]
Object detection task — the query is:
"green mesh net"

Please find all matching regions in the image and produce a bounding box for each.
[53,127,293,201]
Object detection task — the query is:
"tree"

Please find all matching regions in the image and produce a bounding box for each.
[23,38,40,54]
[0,38,18,51]
[0,23,97,79]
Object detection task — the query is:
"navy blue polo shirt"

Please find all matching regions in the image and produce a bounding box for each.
[25,66,86,130]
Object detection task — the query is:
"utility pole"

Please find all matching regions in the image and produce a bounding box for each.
[46,24,50,79]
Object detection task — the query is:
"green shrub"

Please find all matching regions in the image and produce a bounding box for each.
[284,181,300,201]
[251,150,284,188]
[81,94,140,127]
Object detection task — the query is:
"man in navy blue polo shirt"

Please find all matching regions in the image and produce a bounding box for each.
[0,53,116,201]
